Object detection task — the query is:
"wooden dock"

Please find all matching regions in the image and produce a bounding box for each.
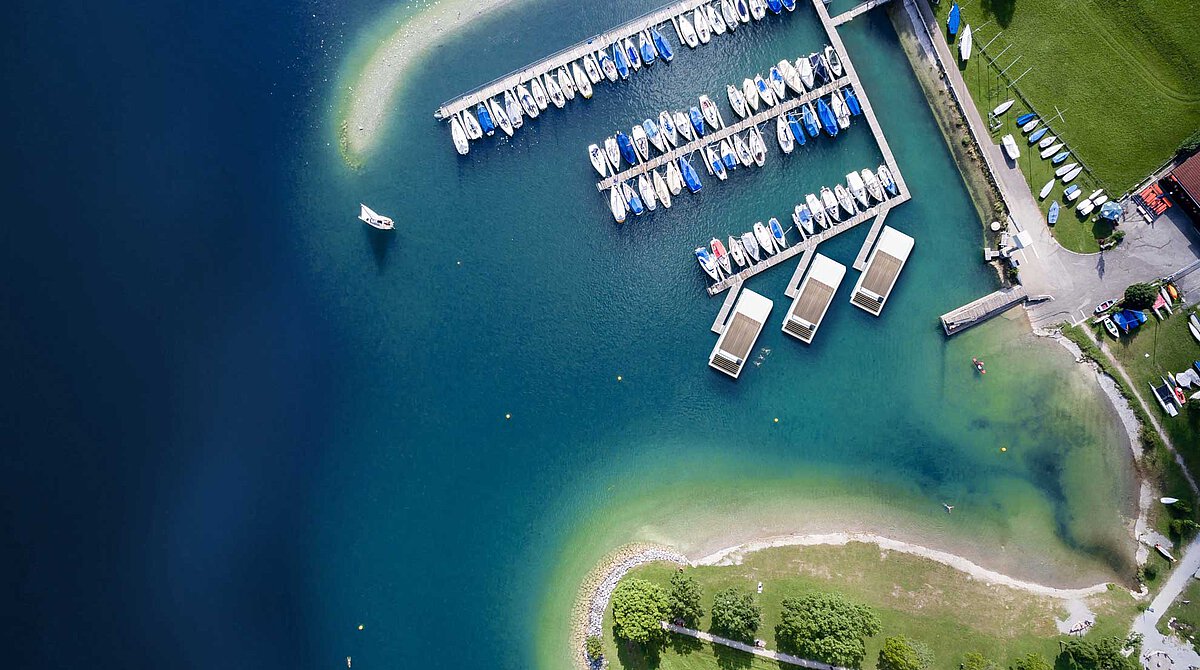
[596,77,849,191]
[435,0,723,121]
[831,0,895,26]
[939,286,1029,335]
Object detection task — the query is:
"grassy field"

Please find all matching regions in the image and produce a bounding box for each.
[1159,579,1200,652]
[598,543,1139,670]
[929,0,1200,252]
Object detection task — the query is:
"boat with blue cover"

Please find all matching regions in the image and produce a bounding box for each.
[843,87,862,115]
[1052,151,1069,164]
[706,145,727,180]
[787,112,806,146]
[1028,127,1048,144]
[624,37,641,70]
[781,0,795,10]
[612,45,629,79]
[1047,201,1059,225]
[802,103,820,137]
[769,217,788,248]
[947,2,960,35]
[679,156,703,193]
[816,98,838,136]
[878,164,898,196]
[597,50,618,82]
[650,27,673,62]
[616,131,638,165]
[1016,112,1036,125]
[809,52,829,84]
[720,139,738,170]
[639,32,657,66]
[643,119,665,153]
[689,107,706,137]
[476,103,495,136]
[767,0,783,14]
[696,248,721,281]
[623,181,644,216]
[1112,309,1148,333]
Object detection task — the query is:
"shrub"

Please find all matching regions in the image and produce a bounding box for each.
[1123,282,1158,309]
[585,636,603,661]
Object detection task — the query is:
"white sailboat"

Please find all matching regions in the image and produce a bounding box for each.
[776,114,794,153]
[742,78,761,113]
[727,84,748,119]
[359,204,395,230]
[846,171,869,209]
[588,144,608,177]
[807,193,828,229]
[741,231,762,261]
[609,186,627,223]
[861,169,884,202]
[820,186,840,222]
[638,174,657,211]
[572,63,592,99]
[693,7,712,44]
[582,54,602,84]
[665,160,684,195]
[488,98,513,137]
[679,14,699,48]
[450,116,469,155]
[557,67,576,100]
[653,170,672,209]
[748,127,767,167]
[959,24,973,61]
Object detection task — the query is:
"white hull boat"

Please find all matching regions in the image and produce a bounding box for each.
[846,171,869,208]
[776,114,794,153]
[582,54,602,84]
[573,63,592,99]
[835,183,856,216]
[749,0,766,20]
[754,222,776,255]
[557,67,576,100]
[728,84,748,119]
[489,98,513,137]
[1038,178,1054,199]
[359,203,395,230]
[806,193,827,229]
[631,124,651,161]
[779,59,803,95]
[707,145,728,181]
[793,204,815,237]
[461,109,482,140]
[675,111,695,142]
[653,170,672,209]
[604,137,621,170]
[665,160,684,195]
[877,165,897,196]
[729,237,746,267]
[768,67,787,101]
[831,90,850,129]
[638,174,657,211]
[544,73,566,108]
[992,99,1014,117]
[797,57,814,90]
[743,78,761,113]
[733,133,753,167]
[679,15,699,48]
[450,116,470,155]
[754,74,777,107]
[741,231,762,261]
[709,5,727,35]
[1039,142,1064,159]
[504,90,524,129]
[588,144,608,177]
[722,0,740,30]
[699,95,723,130]
[530,78,549,110]
[517,84,539,118]
[644,119,667,153]
[1063,165,1083,183]
[1038,134,1057,149]
[693,7,712,44]
[861,168,884,202]
[1001,134,1019,160]
[1055,162,1078,178]
[824,46,843,77]
[609,186,627,223]
[959,24,973,61]
[821,186,840,222]
[748,127,767,166]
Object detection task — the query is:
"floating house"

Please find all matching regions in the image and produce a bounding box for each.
[849,226,914,316]
[709,289,773,378]
[782,253,846,343]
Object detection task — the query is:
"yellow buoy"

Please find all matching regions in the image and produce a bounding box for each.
[1001,447,1007,452]
[774,418,779,423]
[357,624,364,631]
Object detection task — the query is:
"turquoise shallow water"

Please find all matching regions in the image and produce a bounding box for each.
[0,0,1136,668]
[298,3,1137,668]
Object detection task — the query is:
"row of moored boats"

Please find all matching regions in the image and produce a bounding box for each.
[448,0,807,156]
[694,165,899,281]
[994,102,1090,224]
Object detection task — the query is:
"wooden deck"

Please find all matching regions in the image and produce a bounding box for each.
[939,286,1029,335]
[782,254,846,343]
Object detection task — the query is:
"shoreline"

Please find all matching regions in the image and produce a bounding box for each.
[572,533,1121,669]
[337,0,524,166]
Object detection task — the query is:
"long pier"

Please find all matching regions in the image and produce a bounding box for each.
[831,0,895,26]
[939,286,1029,335]
[701,0,911,296]
[434,0,715,121]
[596,77,849,191]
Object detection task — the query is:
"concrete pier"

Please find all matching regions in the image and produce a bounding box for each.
[939,287,1029,335]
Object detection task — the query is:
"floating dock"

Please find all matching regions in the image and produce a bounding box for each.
[849,225,914,316]
[831,0,896,26]
[596,76,849,192]
[939,286,1029,335]
[782,253,846,343]
[709,289,773,378]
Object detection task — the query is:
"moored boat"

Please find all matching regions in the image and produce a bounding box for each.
[835,183,856,216]
[623,37,641,71]
[729,236,746,267]
[741,231,761,261]
[557,67,576,100]
[488,98,513,137]
[807,193,827,229]
[743,78,760,113]
[573,63,592,99]
[543,72,566,108]
[609,186,627,223]
[504,90,524,129]
[639,32,657,66]
[843,86,862,116]
[735,0,751,23]
[659,111,679,147]
[679,156,703,193]
[749,0,767,20]
[722,0,740,29]
[727,84,748,119]
[732,134,753,167]
[644,118,666,153]
[597,50,619,82]
[450,116,470,155]
[707,144,728,180]
[530,77,549,109]
[693,7,712,44]
[786,112,806,146]
[461,109,482,139]
[616,130,638,166]
[631,124,651,161]
[582,53,602,84]
[824,46,843,77]
[679,14,700,48]
[767,0,783,14]
[612,44,629,80]
[821,186,840,222]
[711,238,732,274]
[777,114,794,153]
[623,181,644,216]
[793,204,815,237]
[665,160,684,195]
[675,111,695,142]
[689,106,706,137]
[638,173,657,211]
[588,144,608,177]
[846,171,869,208]
[748,127,767,167]
[768,67,787,100]
[604,136,621,170]
[861,168,884,202]
[779,59,803,94]
[696,247,722,281]
[708,5,727,35]
[802,103,820,137]
[754,221,776,255]
[831,90,851,129]
[797,57,814,90]
[650,27,674,63]
[755,74,777,107]
[699,95,723,130]
[769,217,788,248]
[476,103,496,137]
[877,165,897,196]
[816,98,838,136]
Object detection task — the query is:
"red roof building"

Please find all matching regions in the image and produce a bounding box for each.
[1164,151,1200,226]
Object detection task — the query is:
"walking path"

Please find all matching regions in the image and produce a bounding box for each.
[662,622,847,670]
[1132,533,1200,669]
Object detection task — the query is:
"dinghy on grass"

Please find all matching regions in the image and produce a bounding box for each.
[1063,165,1083,183]
[1001,134,1019,160]
[1028,127,1047,144]
[948,2,961,35]
[992,99,1014,117]
[1064,185,1081,202]
[1016,112,1036,125]
[1039,142,1063,159]
[1055,162,1078,178]
[1038,134,1057,149]
[1051,151,1069,164]
[959,24,972,61]
[1021,118,1039,133]
[1047,201,1059,225]
[1039,179,1054,199]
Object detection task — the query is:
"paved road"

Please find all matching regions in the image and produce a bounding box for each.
[662,622,846,670]
[1133,533,1200,668]
[903,0,1200,330]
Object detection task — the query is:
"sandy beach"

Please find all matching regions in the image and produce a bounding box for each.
[338,0,525,164]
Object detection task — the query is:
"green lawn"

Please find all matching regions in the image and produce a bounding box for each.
[929,0,1200,251]
[1099,305,1200,471]
[1159,579,1200,652]
[599,543,1138,670]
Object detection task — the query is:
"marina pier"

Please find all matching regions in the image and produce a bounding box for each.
[939,287,1029,335]
[596,77,850,192]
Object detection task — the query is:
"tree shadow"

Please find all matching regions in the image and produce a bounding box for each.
[712,643,754,670]
[1092,218,1115,242]
[668,633,702,657]
[364,225,397,272]
[612,629,662,670]
[981,0,1016,28]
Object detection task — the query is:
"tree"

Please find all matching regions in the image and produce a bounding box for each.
[1056,634,1141,670]
[962,651,998,670]
[610,578,669,646]
[1123,283,1158,310]
[1013,652,1052,670]
[584,636,603,662]
[709,587,761,643]
[877,636,933,670]
[774,592,880,667]
[668,569,704,627]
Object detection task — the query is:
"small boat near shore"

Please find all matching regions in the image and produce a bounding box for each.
[1002,134,1019,160]
[1103,317,1119,338]
[1038,179,1054,199]
[1047,201,1059,225]
[1156,544,1177,563]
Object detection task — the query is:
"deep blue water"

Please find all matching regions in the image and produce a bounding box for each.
[2,1,1134,669]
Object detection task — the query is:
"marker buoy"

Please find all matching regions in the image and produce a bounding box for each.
[505,413,511,420]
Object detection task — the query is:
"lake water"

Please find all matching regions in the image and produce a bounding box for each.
[2,0,1135,668]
